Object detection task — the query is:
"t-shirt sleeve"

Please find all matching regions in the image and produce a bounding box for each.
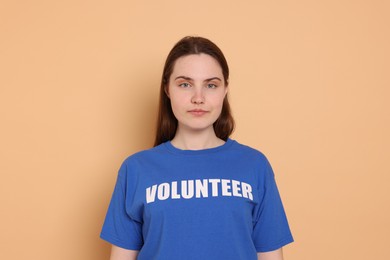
[100,161,143,250]
[252,157,294,252]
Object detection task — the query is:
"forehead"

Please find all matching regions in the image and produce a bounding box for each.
[170,54,223,78]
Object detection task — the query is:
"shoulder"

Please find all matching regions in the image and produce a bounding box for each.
[230,139,270,164]
[229,140,276,184]
[123,143,167,163]
[117,143,169,177]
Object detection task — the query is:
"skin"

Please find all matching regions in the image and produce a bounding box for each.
[166,53,228,150]
[258,248,284,260]
[109,245,138,260]
[109,53,284,260]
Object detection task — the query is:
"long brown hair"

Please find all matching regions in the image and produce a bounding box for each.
[154,36,235,146]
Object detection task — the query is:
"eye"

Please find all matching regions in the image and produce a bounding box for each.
[207,83,217,89]
[179,82,191,88]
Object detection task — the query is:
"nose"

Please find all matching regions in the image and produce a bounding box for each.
[191,87,204,104]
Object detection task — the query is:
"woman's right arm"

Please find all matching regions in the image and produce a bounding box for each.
[110,245,139,260]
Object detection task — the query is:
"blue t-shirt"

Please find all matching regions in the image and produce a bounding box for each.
[100,139,293,259]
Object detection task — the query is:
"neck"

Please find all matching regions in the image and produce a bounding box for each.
[171,127,225,150]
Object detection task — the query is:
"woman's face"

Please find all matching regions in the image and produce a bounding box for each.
[166,53,227,134]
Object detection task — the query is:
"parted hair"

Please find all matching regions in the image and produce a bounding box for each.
[154,36,235,146]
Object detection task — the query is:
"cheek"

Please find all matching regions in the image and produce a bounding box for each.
[169,94,187,115]
[212,92,227,107]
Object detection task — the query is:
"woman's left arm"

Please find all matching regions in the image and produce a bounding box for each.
[257,248,284,260]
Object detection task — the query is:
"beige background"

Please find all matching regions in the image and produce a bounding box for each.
[1,0,389,259]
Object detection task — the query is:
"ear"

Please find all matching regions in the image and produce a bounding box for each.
[164,85,170,98]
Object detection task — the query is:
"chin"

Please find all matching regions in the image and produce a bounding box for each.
[180,122,216,132]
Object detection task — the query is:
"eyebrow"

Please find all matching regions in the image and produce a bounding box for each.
[174,76,222,82]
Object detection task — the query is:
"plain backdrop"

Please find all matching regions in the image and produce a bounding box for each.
[1,0,389,259]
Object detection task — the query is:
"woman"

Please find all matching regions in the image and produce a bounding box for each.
[100,36,293,260]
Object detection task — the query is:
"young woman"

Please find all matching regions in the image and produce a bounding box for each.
[100,36,293,260]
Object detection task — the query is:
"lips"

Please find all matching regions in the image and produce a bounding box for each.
[188,109,208,116]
